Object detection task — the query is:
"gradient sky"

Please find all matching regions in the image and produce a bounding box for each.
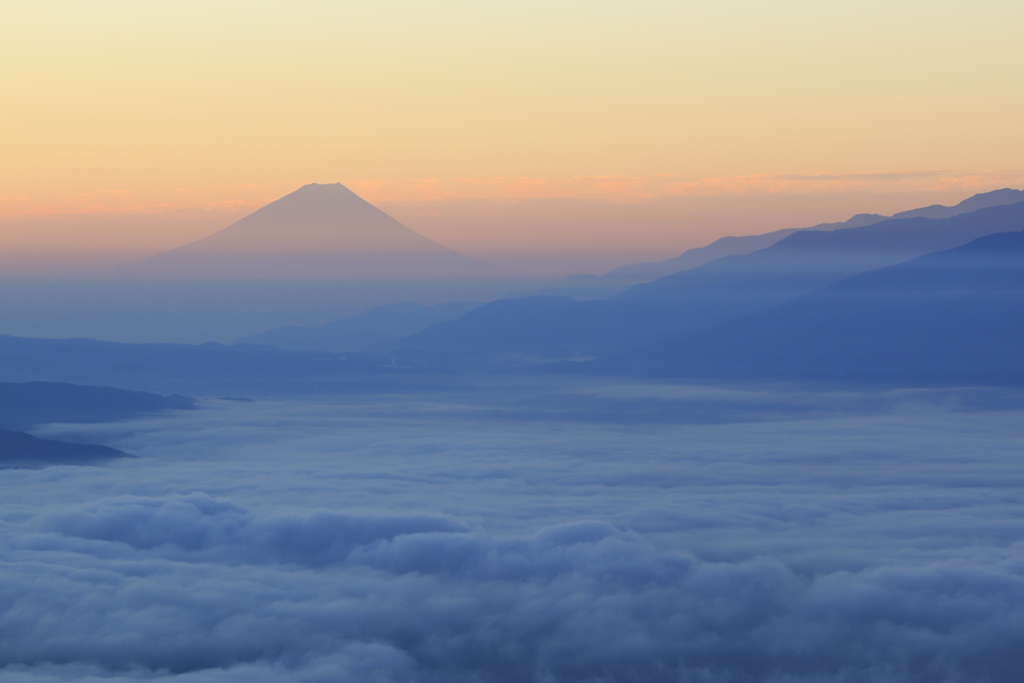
[2,0,1023,268]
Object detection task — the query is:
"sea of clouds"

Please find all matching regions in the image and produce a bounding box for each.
[2,380,1024,682]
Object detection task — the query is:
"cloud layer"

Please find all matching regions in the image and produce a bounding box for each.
[2,382,1024,681]
[5,493,1024,682]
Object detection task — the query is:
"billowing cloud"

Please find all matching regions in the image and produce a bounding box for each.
[4,493,1024,682]
[3,383,1024,681]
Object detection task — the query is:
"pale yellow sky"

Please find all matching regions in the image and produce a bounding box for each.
[1,0,1022,263]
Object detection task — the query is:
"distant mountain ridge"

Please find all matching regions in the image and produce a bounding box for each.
[141,183,486,279]
[615,200,1024,303]
[0,428,132,469]
[601,188,1024,281]
[592,229,1024,384]
[0,334,426,394]
[237,301,482,352]
[603,213,885,281]
[397,200,1024,359]
[0,381,191,468]
[0,381,194,430]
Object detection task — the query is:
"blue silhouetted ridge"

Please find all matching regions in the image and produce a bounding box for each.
[593,229,1024,384]
[397,201,1024,359]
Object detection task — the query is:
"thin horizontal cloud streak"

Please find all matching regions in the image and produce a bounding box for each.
[5,171,1024,219]
[344,170,1024,204]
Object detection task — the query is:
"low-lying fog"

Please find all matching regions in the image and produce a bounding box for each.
[4,379,1024,682]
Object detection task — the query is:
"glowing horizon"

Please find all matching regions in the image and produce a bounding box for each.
[2,172,1023,272]
[6,170,1024,216]
[2,0,1022,272]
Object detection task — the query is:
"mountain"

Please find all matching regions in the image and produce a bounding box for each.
[0,428,133,469]
[616,200,1024,303]
[141,183,486,279]
[0,381,194,430]
[0,381,193,469]
[889,187,1024,220]
[236,301,482,352]
[601,188,1024,281]
[505,214,887,303]
[593,229,1024,384]
[396,295,634,360]
[603,213,885,281]
[398,201,1024,359]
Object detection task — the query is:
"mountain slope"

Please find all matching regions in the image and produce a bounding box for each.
[398,201,1024,359]
[602,188,1024,281]
[603,213,884,281]
[396,295,663,359]
[889,187,1024,220]
[600,230,1024,384]
[142,183,485,279]
[237,301,482,352]
[0,381,194,430]
[0,428,132,468]
[617,200,1024,302]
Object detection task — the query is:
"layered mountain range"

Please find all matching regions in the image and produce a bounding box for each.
[395,199,1024,360]
[2,186,1021,388]
[602,187,1024,280]
[592,228,1024,384]
[237,301,482,352]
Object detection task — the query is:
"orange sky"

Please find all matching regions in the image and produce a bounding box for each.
[2,1,1023,273]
